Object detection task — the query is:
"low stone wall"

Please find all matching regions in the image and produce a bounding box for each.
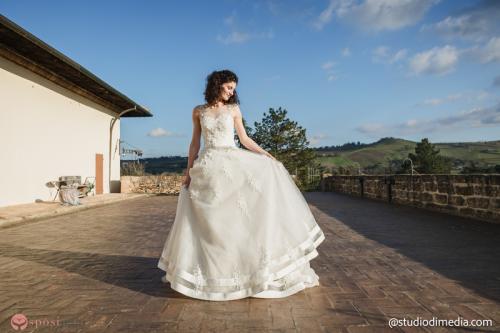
[321,174,500,224]
[121,175,184,195]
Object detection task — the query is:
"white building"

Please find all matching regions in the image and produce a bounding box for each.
[0,14,152,207]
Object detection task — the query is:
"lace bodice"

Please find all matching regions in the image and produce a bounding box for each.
[199,104,237,150]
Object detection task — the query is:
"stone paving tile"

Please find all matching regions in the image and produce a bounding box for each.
[0,193,498,332]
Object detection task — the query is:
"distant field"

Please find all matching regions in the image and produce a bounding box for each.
[315,138,500,170]
[121,156,187,175]
[436,141,500,164]
[122,138,500,175]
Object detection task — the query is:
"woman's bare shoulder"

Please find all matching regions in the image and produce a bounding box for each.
[192,104,207,116]
[229,103,242,118]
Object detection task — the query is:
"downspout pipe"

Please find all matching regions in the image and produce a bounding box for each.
[109,106,137,193]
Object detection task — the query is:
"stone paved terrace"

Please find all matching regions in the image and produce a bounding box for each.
[0,192,499,332]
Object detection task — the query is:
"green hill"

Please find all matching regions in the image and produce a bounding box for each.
[316,138,415,169]
[315,138,500,173]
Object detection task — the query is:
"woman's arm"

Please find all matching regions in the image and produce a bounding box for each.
[183,107,202,185]
[233,105,276,160]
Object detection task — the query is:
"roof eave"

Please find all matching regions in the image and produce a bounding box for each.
[0,14,153,118]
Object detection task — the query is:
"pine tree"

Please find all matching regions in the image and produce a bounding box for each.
[250,107,319,187]
[408,138,452,174]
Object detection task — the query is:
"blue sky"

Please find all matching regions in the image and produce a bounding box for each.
[2,0,500,157]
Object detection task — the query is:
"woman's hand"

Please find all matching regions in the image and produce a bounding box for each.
[182,174,191,188]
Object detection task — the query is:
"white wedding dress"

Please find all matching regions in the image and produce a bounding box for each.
[157,103,325,301]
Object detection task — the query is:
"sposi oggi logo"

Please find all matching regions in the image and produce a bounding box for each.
[10,314,28,331]
[10,313,60,330]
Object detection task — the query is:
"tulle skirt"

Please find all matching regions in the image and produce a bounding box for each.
[157,146,325,301]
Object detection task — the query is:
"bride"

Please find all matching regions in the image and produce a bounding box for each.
[157,69,325,301]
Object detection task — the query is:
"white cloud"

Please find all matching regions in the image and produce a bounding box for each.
[373,46,389,58]
[216,31,251,44]
[309,133,331,146]
[420,0,500,42]
[392,49,408,63]
[462,36,500,64]
[417,93,463,107]
[313,0,340,30]
[314,0,438,32]
[421,15,488,42]
[356,123,385,135]
[147,128,175,137]
[322,60,336,70]
[422,98,443,106]
[356,102,500,137]
[327,74,339,81]
[416,91,492,107]
[396,37,500,77]
[342,47,351,57]
[321,60,340,81]
[409,45,459,76]
[216,30,274,44]
[224,12,237,26]
[406,119,418,127]
[217,13,274,45]
[372,46,407,64]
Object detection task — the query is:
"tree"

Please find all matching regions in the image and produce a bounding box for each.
[408,138,452,174]
[250,107,319,188]
[461,161,500,174]
[387,158,405,174]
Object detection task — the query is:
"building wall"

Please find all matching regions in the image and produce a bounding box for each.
[0,56,121,207]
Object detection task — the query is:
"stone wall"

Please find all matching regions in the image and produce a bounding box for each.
[321,175,500,224]
[121,175,184,195]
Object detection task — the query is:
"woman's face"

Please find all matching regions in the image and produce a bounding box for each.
[219,81,236,101]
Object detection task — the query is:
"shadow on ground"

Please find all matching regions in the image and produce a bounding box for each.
[0,242,185,299]
[306,191,500,304]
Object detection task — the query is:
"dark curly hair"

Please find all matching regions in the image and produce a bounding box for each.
[204,69,240,106]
